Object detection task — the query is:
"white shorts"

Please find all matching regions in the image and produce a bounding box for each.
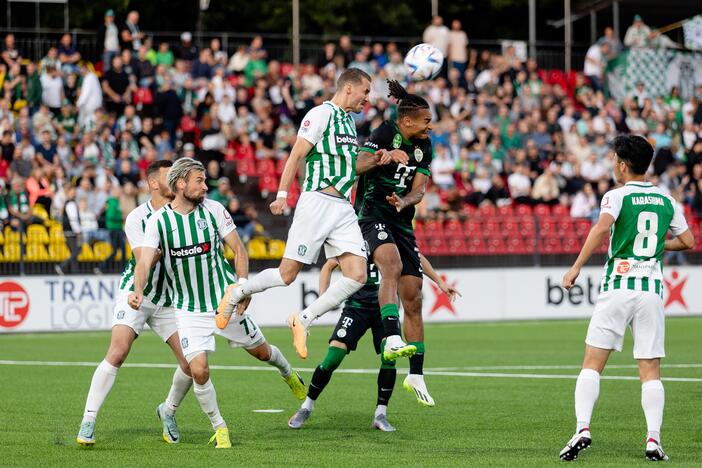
[176,311,266,362]
[283,191,367,264]
[112,291,178,342]
[586,289,665,359]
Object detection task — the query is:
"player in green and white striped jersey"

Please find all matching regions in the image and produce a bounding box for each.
[559,135,695,462]
[130,158,305,448]
[77,161,194,447]
[219,68,409,360]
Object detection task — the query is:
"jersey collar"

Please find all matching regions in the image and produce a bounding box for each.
[625,181,652,187]
[324,100,346,115]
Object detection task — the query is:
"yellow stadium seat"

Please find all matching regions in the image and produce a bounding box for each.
[92,242,113,261]
[247,238,267,259]
[3,243,20,261]
[31,204,49,222]
[26,225,49,244]
[4,227,20,244]
[77,243,94,262]
[0,229,4,245]
[49,226,65,243]
[125,243,132,259]
[267,239,286,259]
[25,243,49,262]
[48,243,70,262]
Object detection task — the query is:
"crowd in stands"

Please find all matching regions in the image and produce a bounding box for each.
[1,10,702,267]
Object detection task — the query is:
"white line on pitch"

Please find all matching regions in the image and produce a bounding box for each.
[427,363,702,371]
[1,359,701,382]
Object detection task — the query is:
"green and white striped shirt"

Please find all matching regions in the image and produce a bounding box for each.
[599,181,688,296]
[119,201,170,307]
[297,101,358,200]
[143,199,236,313]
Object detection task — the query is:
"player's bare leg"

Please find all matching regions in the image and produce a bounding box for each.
[189,352,230,448]
[638,358,667,461]
[77,325,135,446]
[245,342,306,400]
[399,275,433,406]
[372,243,415,360]
[289,252,366,358]
[157,332,193,444]
[560,345,611,461]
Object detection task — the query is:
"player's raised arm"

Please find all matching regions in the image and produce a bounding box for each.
[319,258,340,295]
[419,253,461,301]
[387,171,429,213]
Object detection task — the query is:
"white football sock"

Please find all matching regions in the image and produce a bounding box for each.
[193,379,226,430]
[574,368,600,432]
[641,379,664,442]
[234,268,286,301]
[299,277,364,326]
[265,345,292,378]
[82,359,119,422]
[302,397,315,411]
[165,366,193,415]
[375,405,388,418]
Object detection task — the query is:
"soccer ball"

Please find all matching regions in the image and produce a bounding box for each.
[404,43,444,81]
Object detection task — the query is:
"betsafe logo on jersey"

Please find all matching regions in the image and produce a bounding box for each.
[170,241,211,258]
[0,281,29,328]
[335,134,357,146]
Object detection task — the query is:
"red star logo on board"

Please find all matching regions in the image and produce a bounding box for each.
[663,270,687,310]
[429,274,457,316]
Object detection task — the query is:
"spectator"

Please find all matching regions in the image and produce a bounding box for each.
[58,33,81,74]
[226,196,254,242]
[155,42,175,68]
[1,34,22,68]
[9,146,31,178]
[430,145,456,190]
[583,41,609,92]
[624,15,652,48]
[599,26,622,58]
[102,56,131,115]
[423,16,450,58]
[1,130,15,164]
[6,176,36,231]
[25,167,52,211]
[531,167,560,205]
[40,66,64,115]
[570,183,597,218]
[98,9,120,72]
[99,184,124,272]
[121,10,144,52]
[448,20,469,77]
[174,32,198,67]
[76,64,103,127]
[508,164,532,204]
[338,35,354,67]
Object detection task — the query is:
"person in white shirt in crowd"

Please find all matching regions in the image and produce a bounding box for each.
[624,14,652,48]
[581,152,607,182]
[430,144,456,190]
[40,66,64,114]
[508,163,532,204]
[448,20,468,77]
[570,183,597,219]
[423,16,450,58]
[77,64,103,127]
[583,41,609,93]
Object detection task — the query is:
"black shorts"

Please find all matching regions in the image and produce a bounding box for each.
[330,305,384,354]
[359,219,422,278]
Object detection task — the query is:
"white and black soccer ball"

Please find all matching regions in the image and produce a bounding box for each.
[404,43,444,81]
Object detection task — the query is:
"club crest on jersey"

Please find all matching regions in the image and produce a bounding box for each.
[297,244,307,256]
[392,134,402,149]
[116,310,125,320]
[378,231,388,240]
[336,329,347,338]
[414,147,423,162]
[181,337,189,349]
[196,218,207,230]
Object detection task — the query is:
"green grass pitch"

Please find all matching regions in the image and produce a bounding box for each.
[1,317,701,467]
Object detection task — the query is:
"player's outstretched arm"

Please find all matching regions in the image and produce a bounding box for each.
[270,137,313,215]
[223,229,252,315]
[319,258,340,295]
[356,149,409,175]
[664,230,695,251]
[420,253,461,302]
[563,213,615,289]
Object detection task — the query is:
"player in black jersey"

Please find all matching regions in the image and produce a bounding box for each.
[287,254,460,431]
[355,80,436,405]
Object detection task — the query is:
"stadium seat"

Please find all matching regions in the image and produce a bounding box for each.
[48,243,70,262]
[483,218,500,234]
[514,204,532,216]
[427,237,448,255]
[562,235,581,254]
[557,219,574,235]
[520,216,536,235]
[77,243,95,262]
[424,220,443,236]
[4,228,20,244]
[444,219,463,238]
[496,205,513,216]
[478,204,496,217]
[574,219,591,236]
[539,217,557,234]
[275,158,287,176]
[533,204,551,217]
[92,242,113,261]
[26,225,49,244]
[462,204,477,216]
[486,237,506,254]
[540,236,562,254]
[506,236,527,254]
[502,216,520,232]
[258,174,279,197]
[551,204,570,217]
[236,158,257,180]
[25,243,49,262]
[467,237,486,254]
[257,158,276,176]
[247,238,268,259]
[463,219,482,236]
[446,237,468,255]
[267,239,286,259]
